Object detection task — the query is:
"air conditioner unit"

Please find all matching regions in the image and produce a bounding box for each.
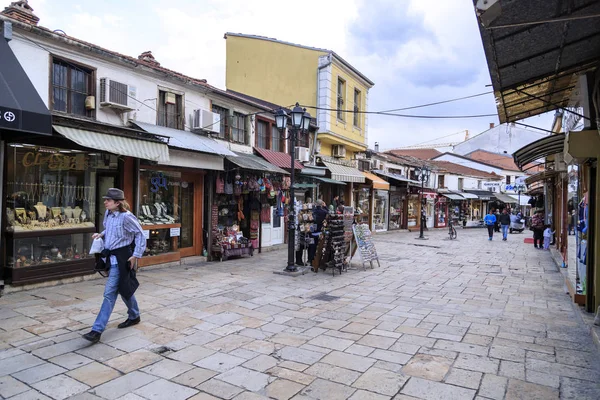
[192,108,221,135]
[315,139,322,154]
[372,160,382,170]
[332,144,346,158]
[295,147,310,163]
[99,78,136,110]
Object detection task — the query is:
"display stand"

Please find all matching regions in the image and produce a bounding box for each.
[351,223,380,270]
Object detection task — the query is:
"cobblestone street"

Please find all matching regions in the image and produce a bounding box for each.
[1,228,600,400]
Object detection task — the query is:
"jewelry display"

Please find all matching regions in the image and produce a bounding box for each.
[34,202,47,220]
[64,207,74,219]
[51,207,62,219]
[73,206,82,220]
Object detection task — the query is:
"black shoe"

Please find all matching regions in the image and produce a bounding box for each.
[83,330,101,343]
[118,316,141,329]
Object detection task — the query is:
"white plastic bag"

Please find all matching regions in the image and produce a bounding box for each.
[89,237,104,254]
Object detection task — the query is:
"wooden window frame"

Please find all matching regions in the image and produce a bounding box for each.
[337,77,346,121]
[256,119,269,149]
[353,88,361,128]
[49,55,95,118]
[231,112,247,144]
[157,90,184,130]
[211,104,229,140]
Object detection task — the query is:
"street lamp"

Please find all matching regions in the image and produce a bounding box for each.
[416,166,431,240]
[275,103,312,272]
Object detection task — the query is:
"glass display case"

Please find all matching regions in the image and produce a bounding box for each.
[389,192,404,230]
[143,227,176,257]
[407,196,419,227]
[354,187,371,225]
[8,233,92,268]
[373,190,388,231]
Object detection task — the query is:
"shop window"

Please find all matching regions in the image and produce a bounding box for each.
[257,120,269,149]
[337,78,346,121]
[4,144,117,279]
[211,104,229,139]
[158,90,184,130]
[231,112,246,144]
[353,88,361,128]
[51,57,94,117]
[389,192,403,230]
[438,175,445,188]
[458,178,464,190]
[373,190,388,231]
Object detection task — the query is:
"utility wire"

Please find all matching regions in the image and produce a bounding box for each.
[301,105,497,119]
[379,91,493,113]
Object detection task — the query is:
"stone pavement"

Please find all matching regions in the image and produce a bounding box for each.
[1,228,600,400]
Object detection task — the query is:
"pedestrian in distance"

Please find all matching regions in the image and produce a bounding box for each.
[499,208,511,241]
[531,210,545,249]
[484,210,496,241]
[83,188,147,344]
[543,225,555,250]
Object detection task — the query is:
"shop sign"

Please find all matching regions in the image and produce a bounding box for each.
[0,109,17,127]
[170,227,180,237]
[21,151,89,170]
[483,182,500,187]
[150,173,168,193]
[423,193,437,200]
[505,184,526,191]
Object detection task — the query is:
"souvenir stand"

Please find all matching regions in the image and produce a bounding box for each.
[296,203,316,266]
[210,167,289,261]
[312,207,354,275]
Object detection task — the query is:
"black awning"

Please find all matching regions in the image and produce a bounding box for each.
[513,133,566,170]
[0,38,52,136]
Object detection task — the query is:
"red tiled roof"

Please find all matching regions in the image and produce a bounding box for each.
[429,160,501,179]
[254,147,303,170]
[387,148,442,160]
[464,150,521,171]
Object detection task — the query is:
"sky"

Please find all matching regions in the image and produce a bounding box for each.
[27,0,555,149]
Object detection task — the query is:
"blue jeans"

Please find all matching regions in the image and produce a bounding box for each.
[92,264,139,333]
[501,225,509,239]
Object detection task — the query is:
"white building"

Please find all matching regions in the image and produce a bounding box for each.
[453,122,549,156]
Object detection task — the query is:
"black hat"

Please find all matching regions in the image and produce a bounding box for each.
[103,188,125,201]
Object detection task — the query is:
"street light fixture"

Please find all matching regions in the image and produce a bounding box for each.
[274,102,312,272]
[416,166,431,240]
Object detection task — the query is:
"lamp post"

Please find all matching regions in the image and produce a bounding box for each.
[416,166,431,240]
[275,103,312,272]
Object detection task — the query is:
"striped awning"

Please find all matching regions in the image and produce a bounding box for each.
[322,160,365,183]
[53,125,169,162]
[442,193,464,201]
[161,149,224,171]
[362,171,390,190]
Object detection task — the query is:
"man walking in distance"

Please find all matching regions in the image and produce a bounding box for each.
[484,209,496,241]
[499,208,511,241]
[83,188,146,343]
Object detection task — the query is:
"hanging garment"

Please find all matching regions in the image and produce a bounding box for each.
[224,176,233,195]
[237,196,245,221]
[261,204,271,223]
[250,210,259,248]
[216,174,225,194]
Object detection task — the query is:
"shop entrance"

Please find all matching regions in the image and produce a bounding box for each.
[178,173,202,258]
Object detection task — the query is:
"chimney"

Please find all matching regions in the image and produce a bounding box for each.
[489,122,495,129]
[374,142,379,152]
[138,51,160,66]
[464,130,470,141]
[1,0,39,25]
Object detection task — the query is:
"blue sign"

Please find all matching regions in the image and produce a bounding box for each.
[150,173,167,193]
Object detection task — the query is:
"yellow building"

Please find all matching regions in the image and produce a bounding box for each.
[224,33,374,161]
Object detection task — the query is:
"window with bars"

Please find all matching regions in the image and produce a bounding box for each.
[337,78,345,121]
[257,120,268,149]
[211,104,229,139]
[158,90,184,130]
[51,58,94,117]
[353,88,361,128]
[231,112,246,144]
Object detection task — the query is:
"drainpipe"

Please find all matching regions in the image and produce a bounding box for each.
[313,55,332,165]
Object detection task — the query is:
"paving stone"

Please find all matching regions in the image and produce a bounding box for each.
[7,390,53,399]
[93,371,158,399]
[31,374,90,400]
[197,378,244,399]
[401,377,476,400]
[444,368,482,390]
[433,340,489,356]
[489,345,526,362]
[300,378,356,400]
[454,354,500,374]
[265,379,305,400]
[0,353,45,376]
[75,343,125,362]
[499,360,525,380]
[168,345,216,363]
[389,341,421,355]
[232,392,270,400]
[356,334,396,350]
[307,334,354,351]
[205,334,254,352]
[525,358,598,382]
[348,390,390,400]
[396,334,436,347]
[31,337,90,359]
[463,333,494,347]
[49,353,94,370]
[316,320,349,330]
[468,323,499,337]
[479,374,508,400]
[0,375,30,398]
[304,362,362,385]
[559,376,600,400]
[320,351,376,372]
[194,352,246,372]
[242,354,278,372]
[105,349,162,373]
[373,360,404,373]
[266,367,315,385]
[172,367,217,387]
[505,378,559,400]
[66,361,122,387]
[401,354,453,381]
[216,366,273,391]
[140,359,194,379]
[352,367,409,396]
[341,323,374,335]
[277,346,324,365]
[0,347,25,360]
[134,378,199,400]
[108,335,153,352]
[278,361,309,372]
[369,349,412,364]
[525,370,559,389]
[13,363,67,384]
[345,344,375,356]
[368,329,402,339]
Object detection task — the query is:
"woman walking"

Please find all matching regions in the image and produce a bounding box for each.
[83,188,146,344]
[484,209,496,241]
[531,211,545,249]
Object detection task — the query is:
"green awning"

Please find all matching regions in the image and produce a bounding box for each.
[294,183,317,189]
[314,177,347,186]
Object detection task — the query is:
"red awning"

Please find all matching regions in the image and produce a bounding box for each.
[254,147,304,170]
